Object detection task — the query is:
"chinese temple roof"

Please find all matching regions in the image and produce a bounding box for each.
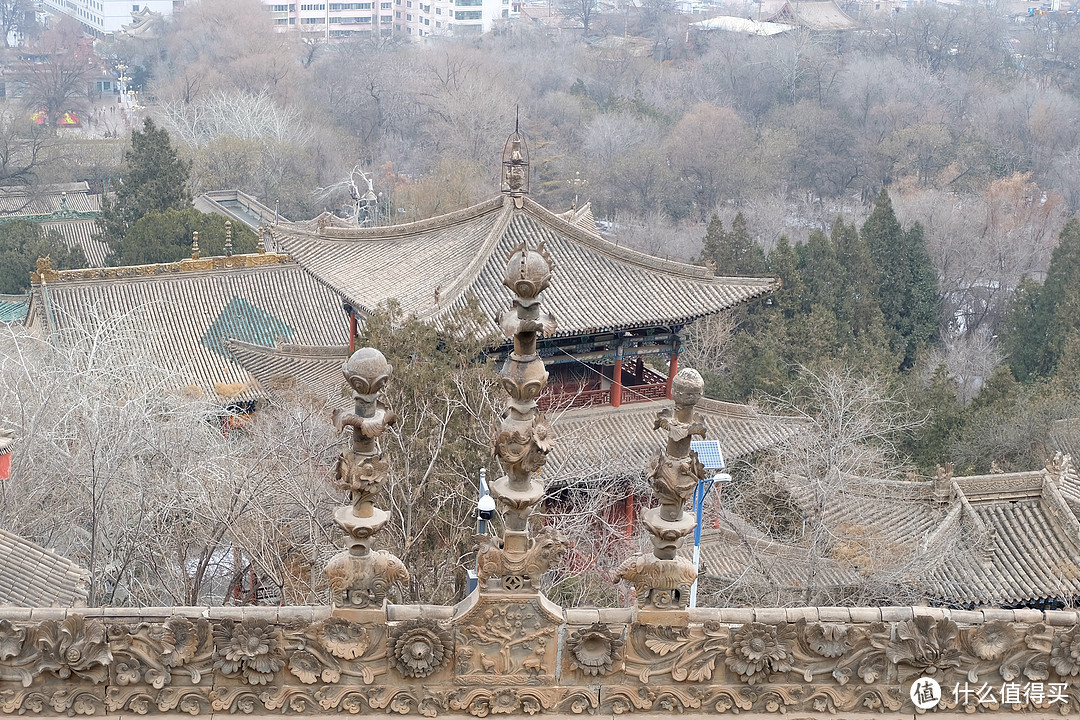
[28,255,346,402]
[273,194,778,337]
[548,397,806,478]
[701,459,1080,608]
[0,183,108,268]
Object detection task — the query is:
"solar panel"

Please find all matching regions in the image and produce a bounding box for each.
[690,440,725,471]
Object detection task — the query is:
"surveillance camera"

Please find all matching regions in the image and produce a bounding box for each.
[477,495,496,521]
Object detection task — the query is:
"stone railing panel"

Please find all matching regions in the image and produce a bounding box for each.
[1,604,1078,717]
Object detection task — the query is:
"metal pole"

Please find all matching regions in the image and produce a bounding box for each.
[688,477,711,608]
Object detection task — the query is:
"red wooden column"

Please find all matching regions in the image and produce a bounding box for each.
[665,338,681,399]
[348,309,358,353]
[611,346,624,407]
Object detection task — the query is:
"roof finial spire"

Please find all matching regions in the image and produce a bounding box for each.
[224,221,233,257]
[501,122,530,209]
[325,348,409,611]
[191,231,200,260]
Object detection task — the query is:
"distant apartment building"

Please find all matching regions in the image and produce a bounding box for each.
[39,0,176,35]
[262,0,513,40]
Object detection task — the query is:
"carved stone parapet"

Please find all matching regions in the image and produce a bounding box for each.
[1,608,1079,716]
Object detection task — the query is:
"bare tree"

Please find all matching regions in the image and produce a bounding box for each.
[0,306,341,606]
[560,0,598,34]
[709,368,960,607]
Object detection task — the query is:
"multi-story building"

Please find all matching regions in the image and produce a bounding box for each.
[264,2,395,40]
[262,0,513,40]
[395,0,513,38]
[39,0,175,35]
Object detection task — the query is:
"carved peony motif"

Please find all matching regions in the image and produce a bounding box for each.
[335,452,390,495]
[161,616,210,669]
[885,617,961,675]
[36,616,113,684]
[567,623,623,677]
[213,620,285,685]
[725,622,796,684]
[1050,627,1080,676]
[391,620,452,678]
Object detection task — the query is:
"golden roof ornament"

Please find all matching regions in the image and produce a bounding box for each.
[325,347,409,611]
[191,231,200,260]
[224,221,233,258]
[500,115,530,209]
[616,368,708,610]
[478,241,566,593]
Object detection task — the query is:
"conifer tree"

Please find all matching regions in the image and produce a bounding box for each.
[1004,218,1080,381]
[700,212,766,276]
[100,118,192,257]
[0,220,86,293]
[861,190,940,369]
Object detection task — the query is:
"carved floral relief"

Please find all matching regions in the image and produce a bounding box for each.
[0,612,1079,716]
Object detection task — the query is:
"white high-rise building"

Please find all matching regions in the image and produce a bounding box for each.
[395,0,513,39]
[40,0,176,35]
[264,2,395,41]
[261,0,514,41]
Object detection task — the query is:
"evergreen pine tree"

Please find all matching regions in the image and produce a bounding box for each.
[0,220,86,293]
[101,118,192,259]
[700,212,766,275]
[861,189,940,369]
[1004,218,1080,381]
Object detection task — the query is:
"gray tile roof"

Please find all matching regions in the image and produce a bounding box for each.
[227,340,348,404]
[43,219,110,268]
[0,528,89,607]
[0,183,101,216]
[274,195,779,337]
[31,255,348,402]
[546,397,806,480]
[702,465,1080,607]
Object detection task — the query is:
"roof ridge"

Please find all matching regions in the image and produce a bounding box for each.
[297,196,506,242]
[520,196,780,287]
[1039,472,1080,544]
[31,252,293,285]
[226,338,349,359]
[424,197,514,318]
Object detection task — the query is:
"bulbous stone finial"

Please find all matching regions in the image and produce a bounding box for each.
[342,347,393,399]
[503,242,554,304]
[482,241,567,594]
[617,365,709,611]
[671,368,704,407]
[325,345,408,612]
